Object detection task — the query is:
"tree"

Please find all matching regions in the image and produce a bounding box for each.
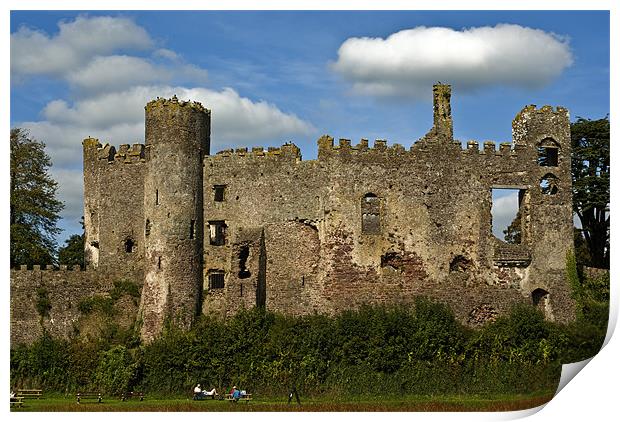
[10,128,64,267]
[503,211,522,244]
[58,217,85,268]
[571,117,610,268]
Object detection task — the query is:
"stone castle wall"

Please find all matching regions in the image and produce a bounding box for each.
[10,266,141,345]
[10,85,577,345]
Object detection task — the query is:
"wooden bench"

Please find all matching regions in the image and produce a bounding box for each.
[226,393,252,403]
[16,389,42,399]
[121,391,145,401]
[76,392,103,404]
[10,396,24,408]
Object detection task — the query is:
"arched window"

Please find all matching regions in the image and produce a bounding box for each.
[361,193,381,234]
[537,138,559,167]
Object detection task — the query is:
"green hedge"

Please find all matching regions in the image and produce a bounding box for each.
[10,298,605,397]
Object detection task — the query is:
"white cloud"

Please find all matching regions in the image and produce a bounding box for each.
[11,15,313,240]
[11,15,153,79]
[153,48,180,61]
[67,55,171,94]
[491,191,520,239]
[21,85,313,168]
[332,24,573,97]
[50,168,84,227]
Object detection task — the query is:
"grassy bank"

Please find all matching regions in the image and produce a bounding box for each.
[11,391,555,412]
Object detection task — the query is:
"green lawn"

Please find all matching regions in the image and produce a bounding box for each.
[11,391,554,412]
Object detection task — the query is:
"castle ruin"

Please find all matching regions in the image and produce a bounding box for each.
[10,84,577,344]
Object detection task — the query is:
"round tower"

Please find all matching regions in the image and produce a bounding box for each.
[139,96,210,342]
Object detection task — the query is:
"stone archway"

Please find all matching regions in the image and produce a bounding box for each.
[531,288,554,321]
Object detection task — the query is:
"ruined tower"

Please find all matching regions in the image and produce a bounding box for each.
[139,96,210,342]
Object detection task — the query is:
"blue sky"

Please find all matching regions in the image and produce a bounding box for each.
[9,10,610,242]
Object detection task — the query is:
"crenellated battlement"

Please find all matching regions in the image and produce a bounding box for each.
[317,134,528,162]
[145,95,211,116]
[83,138,146,163]
[211,143,302,161]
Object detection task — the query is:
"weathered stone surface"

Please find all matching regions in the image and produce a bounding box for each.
[10,84,577,345]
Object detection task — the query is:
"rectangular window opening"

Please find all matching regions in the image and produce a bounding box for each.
[538,147,559,167]
[209,272,225,289]
[214,185,226,202]
[361,194,381,234]
[190,219,195,239]
[491,188,526,244]
[155,189,159,205]
[209,221,227,246]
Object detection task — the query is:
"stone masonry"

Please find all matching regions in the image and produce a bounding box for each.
[10,85,577,345]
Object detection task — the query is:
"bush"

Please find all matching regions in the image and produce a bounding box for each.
[94,346,138,395]
[10,299,602,397]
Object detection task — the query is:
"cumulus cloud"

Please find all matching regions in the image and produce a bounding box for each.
[21,85,313,168]
[12,15,313,238]
[332,24,573,97]
[66,55,172,94]
[50,168,84,226]
[11,15,153,79]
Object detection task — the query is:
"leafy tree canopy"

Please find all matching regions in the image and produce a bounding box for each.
[58,217,85,268]
[10,128,64,267]
[571,117,610,268]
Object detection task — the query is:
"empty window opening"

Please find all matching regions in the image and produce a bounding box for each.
[124,238,135,253]
[240,284,244,297]
[537,139,559,167]
[90,241,99,249]
[209,221,227,246]
[209,271,225,289]
[362,193,381,234]
[381,252,403,271]
[491,188,526,243]
[145,219,151,237]
[450,255,472,272]
[540,174,559,195]
[155,189,159,205]
[190,219,195,239]
[238,245,251,279]
[214,185,226,202]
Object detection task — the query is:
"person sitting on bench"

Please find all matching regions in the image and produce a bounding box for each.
[194,384,217,400]
[203,387,218,398]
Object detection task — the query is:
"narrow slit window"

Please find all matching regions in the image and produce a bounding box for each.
[145,219,151,237]
[157,256,162,270]
[209,272,225,289]
[214,185,226,202]
[238,245,251,279]
[155,189,159,205]
[190,219,195,239]
[209,221,227,246]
